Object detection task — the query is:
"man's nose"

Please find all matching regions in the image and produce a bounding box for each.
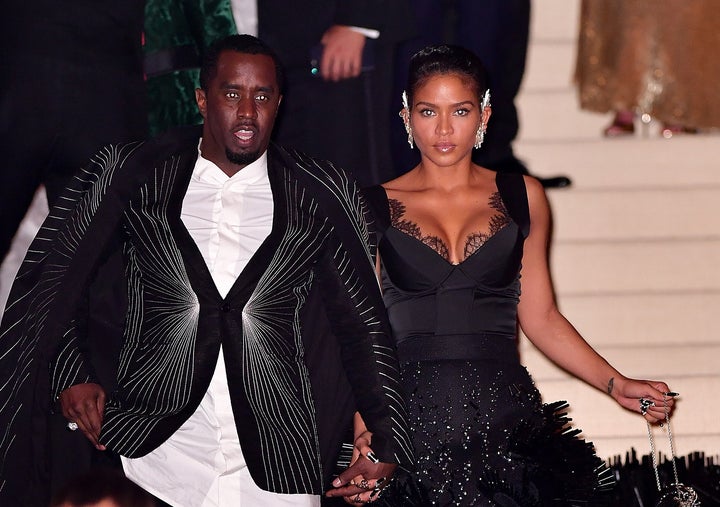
[237,97,257,118]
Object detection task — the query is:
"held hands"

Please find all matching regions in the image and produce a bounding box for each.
[326,431,395,504]
[609,376,677,424]
[320,25,366,81]
[58,382,107,450]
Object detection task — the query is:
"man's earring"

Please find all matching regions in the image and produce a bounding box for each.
[474,124,486,149]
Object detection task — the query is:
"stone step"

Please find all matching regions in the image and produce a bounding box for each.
[548,292,720,347]
[520,342,720,382]
[530,0,580,43]
[517,87,720,143]
[527,374,720,459]
[525,41,576,92]
[517,134,720,187]
[550,239,720,295]
[548,187,720,242]
[516,89,604,141]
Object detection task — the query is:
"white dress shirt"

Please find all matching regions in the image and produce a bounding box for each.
[122,148,319,507]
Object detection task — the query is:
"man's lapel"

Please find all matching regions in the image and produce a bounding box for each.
[223,145,290,303]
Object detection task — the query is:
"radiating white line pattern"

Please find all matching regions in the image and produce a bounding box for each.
[286,150,413,467]
[0,142,143,494]
[100,158,199,454]
[1,143,413,497]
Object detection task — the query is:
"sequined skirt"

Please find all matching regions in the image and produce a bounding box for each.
[379,357,613,506]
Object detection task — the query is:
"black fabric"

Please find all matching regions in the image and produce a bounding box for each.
[364,174,611,505]
[0,127,199,506]
[0,0,147,261]
[0,128,411,504]
[259,0,415,187]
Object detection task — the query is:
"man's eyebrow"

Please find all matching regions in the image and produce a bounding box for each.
[218,82,275,90]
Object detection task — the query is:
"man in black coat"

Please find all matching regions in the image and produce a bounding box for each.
[0,35,411,506]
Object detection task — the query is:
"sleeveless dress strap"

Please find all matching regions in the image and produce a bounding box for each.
[496,172,530,238]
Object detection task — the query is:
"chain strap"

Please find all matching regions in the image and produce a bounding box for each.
[644,395,701,506]
[645,395,680,490]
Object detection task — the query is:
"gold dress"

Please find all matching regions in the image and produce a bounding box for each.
[575,0,720,129]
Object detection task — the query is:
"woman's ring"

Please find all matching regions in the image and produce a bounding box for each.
[67,421,79,431]
[639,398,654,416]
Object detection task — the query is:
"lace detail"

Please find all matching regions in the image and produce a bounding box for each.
[464,192,511,259]
[388,192,510,263]
[389,198,450,260]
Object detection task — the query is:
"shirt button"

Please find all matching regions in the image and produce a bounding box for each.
[220,303,231,312]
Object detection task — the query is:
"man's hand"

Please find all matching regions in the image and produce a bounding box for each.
[58,382,107,450]
[320,25,366,82]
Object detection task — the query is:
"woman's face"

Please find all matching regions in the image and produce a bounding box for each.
[407,72,487,168]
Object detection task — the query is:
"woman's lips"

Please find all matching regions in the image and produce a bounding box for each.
[433,142,455,152]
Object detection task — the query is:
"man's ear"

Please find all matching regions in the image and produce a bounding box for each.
[195,88,207,119]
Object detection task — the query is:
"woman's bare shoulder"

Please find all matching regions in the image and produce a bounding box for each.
[381,168,421,195]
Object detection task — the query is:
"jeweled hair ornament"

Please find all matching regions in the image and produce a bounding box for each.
[481,89,491,110]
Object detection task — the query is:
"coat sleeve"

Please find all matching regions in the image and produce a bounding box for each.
[313,190,413,466]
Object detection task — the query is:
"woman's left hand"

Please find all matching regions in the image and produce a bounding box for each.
[611,377,677,424]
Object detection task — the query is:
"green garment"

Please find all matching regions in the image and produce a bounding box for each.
[144,0,237,136]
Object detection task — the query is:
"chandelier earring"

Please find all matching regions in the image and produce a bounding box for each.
[474,89,492,149]
[400,90,414,149]
[474,123,486,149]
[405,122,414,149]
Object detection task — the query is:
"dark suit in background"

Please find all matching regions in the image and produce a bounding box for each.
[0,1,148,263]
[259,0,415,186]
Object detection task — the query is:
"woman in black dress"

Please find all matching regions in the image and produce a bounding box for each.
[327,45,677,506]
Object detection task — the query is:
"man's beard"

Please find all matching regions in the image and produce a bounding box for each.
[226,147,261,166]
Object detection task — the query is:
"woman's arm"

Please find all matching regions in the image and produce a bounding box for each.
[517,176,675,422]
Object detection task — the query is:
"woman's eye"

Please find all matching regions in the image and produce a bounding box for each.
[419,109,435,117]
[455,108,469,116]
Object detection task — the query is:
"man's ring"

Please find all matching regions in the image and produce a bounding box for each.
[67,421,79,431]
[358,478,371,490]
[352,493,364,504]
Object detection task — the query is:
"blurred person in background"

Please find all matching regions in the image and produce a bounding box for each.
[576,0,720,138]
[143,0,413,186]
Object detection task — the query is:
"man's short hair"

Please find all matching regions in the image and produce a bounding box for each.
[199,34,285,93]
